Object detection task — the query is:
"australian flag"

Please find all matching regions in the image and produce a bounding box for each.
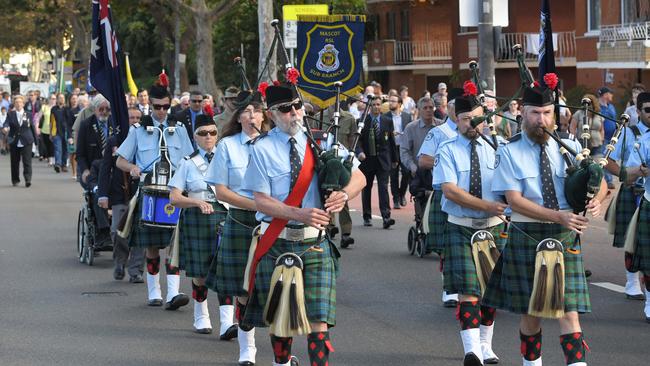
[538,0,556,85]
[90,0,129,142]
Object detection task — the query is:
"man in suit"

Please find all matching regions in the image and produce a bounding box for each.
[137,89,150,116]
[356,97,398,228]
[2,95,37,187]
[77,94,112,243]
[174,90,203,147]
[386,94,412,209]
[98,107,145,282]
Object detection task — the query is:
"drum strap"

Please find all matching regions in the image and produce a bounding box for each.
[247,143,316,293]
[190,153,219,202]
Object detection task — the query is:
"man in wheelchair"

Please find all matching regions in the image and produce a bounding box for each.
[82,159,112,249]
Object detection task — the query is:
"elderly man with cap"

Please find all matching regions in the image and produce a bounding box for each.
[168,111,237,337]
[241,84,366,366]
[214,86,240,135]
[483,83,607,366]
[116,74,194,309]
[434,88,506,366]
[619,91,650,324]
[604,91,650,301]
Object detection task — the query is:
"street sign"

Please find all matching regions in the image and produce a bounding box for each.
[282,4,329,49]
[459,0,509,27]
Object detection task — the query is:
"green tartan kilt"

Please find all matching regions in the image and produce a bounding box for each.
[242,237,340,329]
[631,198,650,275]
[482,222,591,314]
[444,223,505,297]
[424,190,447,254]
[128,189,174,249]
[178,203,225,278]
[206,208,259,297]
[613,186,640,248]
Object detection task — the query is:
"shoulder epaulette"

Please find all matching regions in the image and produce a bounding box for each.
[250,132,269,145]
[186,150,200,160]
[507,133,522,142]
[132,122,141,129]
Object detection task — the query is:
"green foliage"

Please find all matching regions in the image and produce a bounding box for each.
[564,85,589,108]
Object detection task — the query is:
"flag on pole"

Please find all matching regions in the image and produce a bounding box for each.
[124,53,138,97]
[90,0,130,142]
[538,0,556,85]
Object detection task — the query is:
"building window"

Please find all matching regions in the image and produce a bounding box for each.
[587,0,601,32]
[622,0,650,24]
[367,14,380,41]
[387,12,396,39]
[400,10,410,40]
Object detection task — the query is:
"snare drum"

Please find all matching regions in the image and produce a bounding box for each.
[141,185,180,228]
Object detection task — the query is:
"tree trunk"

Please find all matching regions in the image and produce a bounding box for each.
[193,0,219,97]
[257,0,276,83]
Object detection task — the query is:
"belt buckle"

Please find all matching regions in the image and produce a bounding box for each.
[472,219,487,229]
[285,227,304,242]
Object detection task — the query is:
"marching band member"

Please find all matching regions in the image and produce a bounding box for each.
[418,93,460,307]
[621,91,650,323]
[167,113,234,336]
[205,91,268,364]
[433,92,505,365]
[116,75,194,309]
[482,85,607,366]
[241,84,365,366]
[605,92,650,300]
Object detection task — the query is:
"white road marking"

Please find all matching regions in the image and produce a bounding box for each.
[348,209,383,220]
[592,282,626,293]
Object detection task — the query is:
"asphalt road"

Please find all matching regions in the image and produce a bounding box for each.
[0,156,648,366]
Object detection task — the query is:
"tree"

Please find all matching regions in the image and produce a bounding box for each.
[172,0,238,97]
[257,0,276,83]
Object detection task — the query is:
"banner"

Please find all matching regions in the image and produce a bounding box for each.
[125,53,138,97]
[296,15,365,108]
[538,0,556,84]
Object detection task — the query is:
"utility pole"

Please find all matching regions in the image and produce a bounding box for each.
[478,0,495,91]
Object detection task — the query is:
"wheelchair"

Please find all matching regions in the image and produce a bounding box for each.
[406,168,433,258]
[76,190,112,266]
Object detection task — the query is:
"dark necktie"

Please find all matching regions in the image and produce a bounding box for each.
[368,117,378,156]
[98,121,107,151]
[289,137,302,190]
[469,139,482,199]
[205,151,213,163]
[540,143,560,210]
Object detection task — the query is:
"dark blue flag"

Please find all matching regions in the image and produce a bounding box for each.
[90,0,129,142]
[538,0,556,85]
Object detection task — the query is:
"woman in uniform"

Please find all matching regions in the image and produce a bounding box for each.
[206,91,268,365]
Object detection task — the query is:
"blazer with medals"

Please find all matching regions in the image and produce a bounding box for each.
[174,108,197,146]
[76,114,108,174]
[4,110,37,147]
[355,113,398,171]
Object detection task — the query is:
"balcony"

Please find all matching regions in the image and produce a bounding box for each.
[598,22,650,68]
[496,31,576,66]
[366,39,452,71]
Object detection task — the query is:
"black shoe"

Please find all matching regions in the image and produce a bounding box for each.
[25,182,31,188]
[113,265,125,280]
[195,327,213,334]
[383,218,395,229]
[54,165,60,173]
[626,293,646,300]
[585,269,592,278]
[394,199,401,209]
[165,293,190,310]
[219,324,239,340]
[400,196,407,207]
[328,226,339,239]
[443,299,458,308]
[340,235,355,249]
[363,219,372,227]
[129,274,144,283]
[463,352,482,366]
[148,299,163,307]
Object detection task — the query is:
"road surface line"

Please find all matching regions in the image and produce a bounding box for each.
[592,282,626,293]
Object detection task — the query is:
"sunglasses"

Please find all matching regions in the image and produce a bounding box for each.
[190,99,203,104]
[644,107,650,114]
[152,104,170,110]
[273,101,303,113]
[196,130,218,137]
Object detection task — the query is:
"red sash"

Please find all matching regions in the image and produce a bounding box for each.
[247,143,316,293]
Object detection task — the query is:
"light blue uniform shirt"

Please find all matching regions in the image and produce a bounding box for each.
[417,118,458,190]
[433,135,501,218]
[206,132,254,200]
[492,132,582,211]
[117,117,194,172]
[168,146,216,193]
[243,127,359,223]
[609,122,650,168]
[625,132,650,192]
